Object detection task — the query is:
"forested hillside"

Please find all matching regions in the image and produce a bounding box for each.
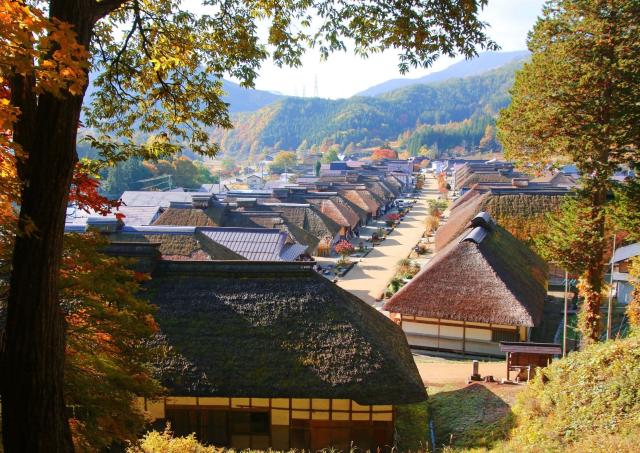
[212,60,523,161]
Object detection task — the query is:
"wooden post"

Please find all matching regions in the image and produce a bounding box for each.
[563,270,569,358]
[606,234,617,341]
[506,353,510,381]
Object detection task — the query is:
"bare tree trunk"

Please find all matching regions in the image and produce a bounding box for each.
[1,2,94,451]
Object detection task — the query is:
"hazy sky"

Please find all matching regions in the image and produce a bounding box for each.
[182,0,546,98]
[251,0,545,99]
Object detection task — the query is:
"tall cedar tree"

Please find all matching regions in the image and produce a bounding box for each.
[1,1,498,451]
[498,0,640,343]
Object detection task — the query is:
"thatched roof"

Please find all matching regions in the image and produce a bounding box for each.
[153,205,226,227]
[340,190,379,216]
[109,230,245,261]
[145,261,426,405]
[363,180,394,203]
[383,176,403,196]
[256,204,341,242]
[455,171,515,190]
[385,213,547,327]
[437,191,567,250]
[336,194,369,223]
[435,192,490,250]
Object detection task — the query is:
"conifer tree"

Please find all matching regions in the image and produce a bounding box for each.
[498,0,640,343]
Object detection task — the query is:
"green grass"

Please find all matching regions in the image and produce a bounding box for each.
[395,401,431,452]
[428,384,514,451]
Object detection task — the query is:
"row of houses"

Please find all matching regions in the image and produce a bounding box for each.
[67,164,413,256]
[389,158,636,358]
[382,160,562,356]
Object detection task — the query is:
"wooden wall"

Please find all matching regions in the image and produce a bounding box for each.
[399,315,527,356]
[141,397,394,450]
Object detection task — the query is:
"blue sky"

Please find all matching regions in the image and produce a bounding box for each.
[251,0,545,98]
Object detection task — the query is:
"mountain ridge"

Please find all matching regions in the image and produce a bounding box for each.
[356,50,530,97]
[212,59,526,161]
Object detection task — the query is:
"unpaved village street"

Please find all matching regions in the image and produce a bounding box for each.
[321,177,441,306]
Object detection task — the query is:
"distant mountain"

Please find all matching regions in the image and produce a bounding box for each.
[356,50,529,97]
[212,60,524,160]
[84,75,283,114]
[222,79,284,113]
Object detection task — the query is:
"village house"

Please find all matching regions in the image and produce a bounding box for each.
[129,258,426,450]
[610,242,640,305]
[436,183,570,251]
[384,212,547,357]
[246,174,266,190]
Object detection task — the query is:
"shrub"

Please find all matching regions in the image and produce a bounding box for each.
[334,240,355,265]
[425,215,440,235]
[334,239,355,256]
[127,426,217,453]
[495,334,640,452]
[386,213,401,227]
[397,258,420,278]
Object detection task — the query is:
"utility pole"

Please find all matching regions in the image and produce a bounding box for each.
[606,233,617,340]
[563,270,569,357]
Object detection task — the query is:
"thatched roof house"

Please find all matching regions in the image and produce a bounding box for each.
[256,203,342,246]
[339,189,381,219]
[437,186,569,250]
[110,226,308,262]
[110,228,245,261]
[148,261,425,403]
[385,212,547,356]
[138,260,426,449]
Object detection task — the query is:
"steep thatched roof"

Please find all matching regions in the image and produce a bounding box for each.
[383,175,403,196]
[240,202,340,244]
[363,181,393,204]
[437,191,567,250]
[385,213,547,327]
[153,205,226,227]
[455,171,515,190]
[109,231,245,261]
[146,261,426,405]
[435,192,490,251]
[336,194,369,223]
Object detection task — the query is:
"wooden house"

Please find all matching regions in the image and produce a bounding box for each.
[246,174,266,190]
[384,212,547,357]
[139,260,426,450]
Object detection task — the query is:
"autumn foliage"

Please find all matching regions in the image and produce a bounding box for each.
[371,148,398,161]
[0,216,161,451]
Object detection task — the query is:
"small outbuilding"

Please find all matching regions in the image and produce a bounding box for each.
[499,342,562,381]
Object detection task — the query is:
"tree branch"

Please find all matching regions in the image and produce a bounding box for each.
[91,0,130,22]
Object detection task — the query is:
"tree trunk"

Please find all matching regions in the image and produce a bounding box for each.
[1,2,94,451]
[577,185,608,345]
